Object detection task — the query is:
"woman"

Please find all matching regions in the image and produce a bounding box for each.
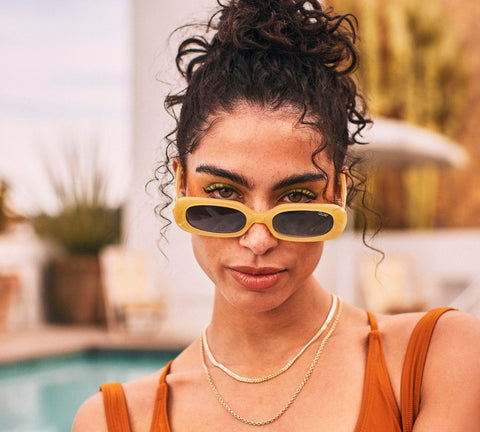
[74,1,480,430]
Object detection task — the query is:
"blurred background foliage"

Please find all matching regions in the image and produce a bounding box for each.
[33,141,122,256]
[328,0,470,230]
[35,206,121,256]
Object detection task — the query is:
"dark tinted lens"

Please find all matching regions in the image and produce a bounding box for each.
[273,211,334,237]
[186,205,247,233]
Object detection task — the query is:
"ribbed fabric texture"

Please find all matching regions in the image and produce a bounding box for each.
[100,308,454,432]
[149,361,172,432]
[99,382,131,432]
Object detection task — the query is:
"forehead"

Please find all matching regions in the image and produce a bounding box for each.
[186,105,333,176]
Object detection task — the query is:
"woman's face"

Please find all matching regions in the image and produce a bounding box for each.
[178,105,338,313]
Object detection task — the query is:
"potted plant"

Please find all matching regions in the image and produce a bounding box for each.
[34,143,122,325]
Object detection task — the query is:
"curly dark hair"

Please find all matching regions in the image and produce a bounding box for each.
[153,0,376,241]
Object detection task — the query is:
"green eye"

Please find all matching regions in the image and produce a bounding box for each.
[282,189,317,203]
[203,183,239,199]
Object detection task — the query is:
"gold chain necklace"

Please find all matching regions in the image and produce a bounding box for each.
[199,298,343,426]
[202,294,338,383]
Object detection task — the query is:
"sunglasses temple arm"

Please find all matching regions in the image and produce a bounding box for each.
[338,172,347,208]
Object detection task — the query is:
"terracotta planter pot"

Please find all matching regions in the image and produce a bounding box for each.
[45,255,104,325]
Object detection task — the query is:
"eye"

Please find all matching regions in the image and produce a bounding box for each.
[281,188,317,204]
[203,183,241,200]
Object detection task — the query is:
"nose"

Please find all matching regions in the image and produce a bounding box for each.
[238,222,279,255]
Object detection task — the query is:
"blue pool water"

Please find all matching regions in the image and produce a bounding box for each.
[0,350,177,432]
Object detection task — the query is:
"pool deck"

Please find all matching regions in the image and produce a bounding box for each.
[0,325,191,364]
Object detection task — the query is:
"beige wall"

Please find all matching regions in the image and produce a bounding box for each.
[127,0,218,340]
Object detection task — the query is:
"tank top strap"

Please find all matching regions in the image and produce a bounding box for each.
[100,382,132,432]
[400,307,455,432]
[149,360,174,432]
[354,311,401,431]
[367,310,379,331]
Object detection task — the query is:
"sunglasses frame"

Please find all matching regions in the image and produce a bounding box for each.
[173,166,348,242]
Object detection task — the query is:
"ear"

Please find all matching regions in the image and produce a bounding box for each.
[172,157,180,174]
[173,158,186,198]
[335,166,350,206]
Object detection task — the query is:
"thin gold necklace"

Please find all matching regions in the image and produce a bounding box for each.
[199,298,342,426]
[202,294,338,383]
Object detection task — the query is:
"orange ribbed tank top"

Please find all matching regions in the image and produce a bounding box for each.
[100,308,453,432]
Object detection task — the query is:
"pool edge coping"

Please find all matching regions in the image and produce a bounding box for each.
[0,325,191,365]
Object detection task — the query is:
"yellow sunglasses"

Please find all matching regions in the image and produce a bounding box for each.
[173,167,348,242]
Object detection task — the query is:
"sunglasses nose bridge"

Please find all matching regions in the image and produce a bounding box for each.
[243,208,275,234]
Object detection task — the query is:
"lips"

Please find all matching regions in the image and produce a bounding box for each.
[229,266,286,291]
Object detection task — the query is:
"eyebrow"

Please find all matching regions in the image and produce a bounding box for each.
[272,172,327,191]
[195,164,326,190]
[196,165,253,189]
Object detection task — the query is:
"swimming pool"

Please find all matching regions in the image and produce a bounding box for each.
[0,350,177,432]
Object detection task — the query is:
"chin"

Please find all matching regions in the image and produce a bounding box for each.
[215,280,300,315]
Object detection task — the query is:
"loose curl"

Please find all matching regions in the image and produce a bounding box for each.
[152,0,379,245]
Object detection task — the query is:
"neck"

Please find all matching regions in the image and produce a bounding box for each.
[207,278,333,369]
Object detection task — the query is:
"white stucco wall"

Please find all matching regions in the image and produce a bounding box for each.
[127,0,220,341]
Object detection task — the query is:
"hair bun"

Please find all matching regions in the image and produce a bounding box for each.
[213,0,355,70]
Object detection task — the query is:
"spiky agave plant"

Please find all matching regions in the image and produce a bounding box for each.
[34,139,122,255]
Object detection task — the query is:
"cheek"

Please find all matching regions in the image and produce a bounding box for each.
[294,242,325,274]
[191,236,226,281]
[191,235,210,266]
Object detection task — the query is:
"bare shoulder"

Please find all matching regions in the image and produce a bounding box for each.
[72,367,165,432]
[372,307,480,349]
[416,310,480,430]
[376,309,480,363]
[381,309,480,430]
[423,309,480,372]
[72,390,107,432]
[430,308,480,340]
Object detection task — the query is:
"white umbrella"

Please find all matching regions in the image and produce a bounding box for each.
[350,117,468,167]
